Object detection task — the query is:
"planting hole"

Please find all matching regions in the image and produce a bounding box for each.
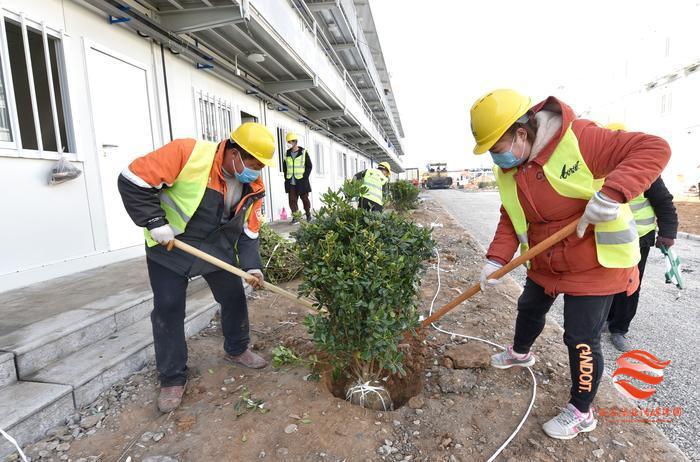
[323,332,428,410]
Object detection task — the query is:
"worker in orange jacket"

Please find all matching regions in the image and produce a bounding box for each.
[118,123,274,413]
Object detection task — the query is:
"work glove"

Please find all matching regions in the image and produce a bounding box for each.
[480,260,503,291]
[246,269,265,290]
[149,224,175,245]
[576,192,620,238]
[656,235,675,248]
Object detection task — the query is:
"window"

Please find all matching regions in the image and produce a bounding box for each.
[337,151,347,178]
[240,110,257,124]
[0,63,10,142]
[661,92,672,114]
[314,141,325,176]
[196,90,233,142]
[359,160,366,172]
[276,127,287,173]
[1,16,71,153]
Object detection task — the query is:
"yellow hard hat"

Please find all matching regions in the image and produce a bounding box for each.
[286,132,298,143]
[605,122,627,131]
[378,161,391,174]
[470,89,532,155]
[230,122,276,167]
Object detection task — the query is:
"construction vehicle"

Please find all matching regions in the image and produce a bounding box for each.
[424,162,453,189]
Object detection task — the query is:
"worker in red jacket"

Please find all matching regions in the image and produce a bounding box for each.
[469,89,670,440]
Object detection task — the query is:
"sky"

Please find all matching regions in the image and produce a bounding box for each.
[369,0,680,171]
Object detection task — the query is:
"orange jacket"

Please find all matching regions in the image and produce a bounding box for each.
[118,139,265,276]
[486,98,671,296]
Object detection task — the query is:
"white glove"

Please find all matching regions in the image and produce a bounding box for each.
[480,260,503,291]
[149,224,175,245]
[245,269,264,290]
[576,192,620,238]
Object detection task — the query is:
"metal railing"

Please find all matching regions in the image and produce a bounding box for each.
[289,0,397,152]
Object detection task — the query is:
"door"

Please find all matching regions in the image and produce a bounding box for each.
[87,45,156,250]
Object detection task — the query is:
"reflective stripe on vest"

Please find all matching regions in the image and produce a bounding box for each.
[494,125,640,269]
[361,168,388,205]
[629,194,656,237]
[144,140,218,247]
[285,150,306,180]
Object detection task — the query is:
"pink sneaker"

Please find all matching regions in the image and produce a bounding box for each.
[491,345,535,369]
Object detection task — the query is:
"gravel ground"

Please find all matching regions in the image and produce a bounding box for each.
[430,189,700,461]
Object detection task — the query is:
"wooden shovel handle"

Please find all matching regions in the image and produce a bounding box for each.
[166,239,317,312]
[421,218,580,327]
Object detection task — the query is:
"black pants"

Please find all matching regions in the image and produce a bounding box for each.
[512,278,612,413]
[359,197,383,212]
[608,245,650,334]
[147,258,250,387]
[288,187,311,217]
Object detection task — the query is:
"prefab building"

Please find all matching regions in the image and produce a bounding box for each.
[0,0,405,293]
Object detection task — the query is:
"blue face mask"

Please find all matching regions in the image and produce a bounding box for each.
[233,151,261,183]
[490,134,527,169]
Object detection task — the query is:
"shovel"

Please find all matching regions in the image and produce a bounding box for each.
[421,218,580,327]
[165,239,317,312]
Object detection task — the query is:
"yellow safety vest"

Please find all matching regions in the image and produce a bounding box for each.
[629,194,656,237]
[361,168,389,205]
[285,149,306,180]
[145,140,218,247]
[494,126,640,269]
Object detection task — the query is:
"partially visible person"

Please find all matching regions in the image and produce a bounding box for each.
[355,161,391,212]
[283,133,313,223]
[605,124,678,351]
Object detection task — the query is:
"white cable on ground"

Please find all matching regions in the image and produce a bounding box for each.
[0,427,29,462]
[426,222,537,462]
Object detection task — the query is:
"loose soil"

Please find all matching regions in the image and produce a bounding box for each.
[30,199,689,462]
[675,200,700,235]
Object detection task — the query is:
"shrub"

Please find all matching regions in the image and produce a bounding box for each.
[259,223,303,283]
[388,180,421,212]
[477,181,497,189]
[294,180,434,391]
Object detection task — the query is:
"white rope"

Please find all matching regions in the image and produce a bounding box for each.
[346,380,389,411]
[0,427,29,462]
[425,221,537,462]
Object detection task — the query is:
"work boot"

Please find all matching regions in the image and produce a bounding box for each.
[225,349,268,369]
[158,383,186,413]
[491,345,536,369]
[305,213,312,222]
[611,333,632,352]
[542,403,597,439]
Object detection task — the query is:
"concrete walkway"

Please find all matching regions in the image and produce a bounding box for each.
[429,189,700,460]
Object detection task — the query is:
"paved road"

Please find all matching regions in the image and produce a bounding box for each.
[429,189,700,460]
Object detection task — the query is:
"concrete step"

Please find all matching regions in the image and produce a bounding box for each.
[0,352,16,388]
[0,381,73,457]
[0,276,208,379]
[28,289,219,408]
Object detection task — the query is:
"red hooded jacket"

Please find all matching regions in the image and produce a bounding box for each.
[486,97,671,297]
